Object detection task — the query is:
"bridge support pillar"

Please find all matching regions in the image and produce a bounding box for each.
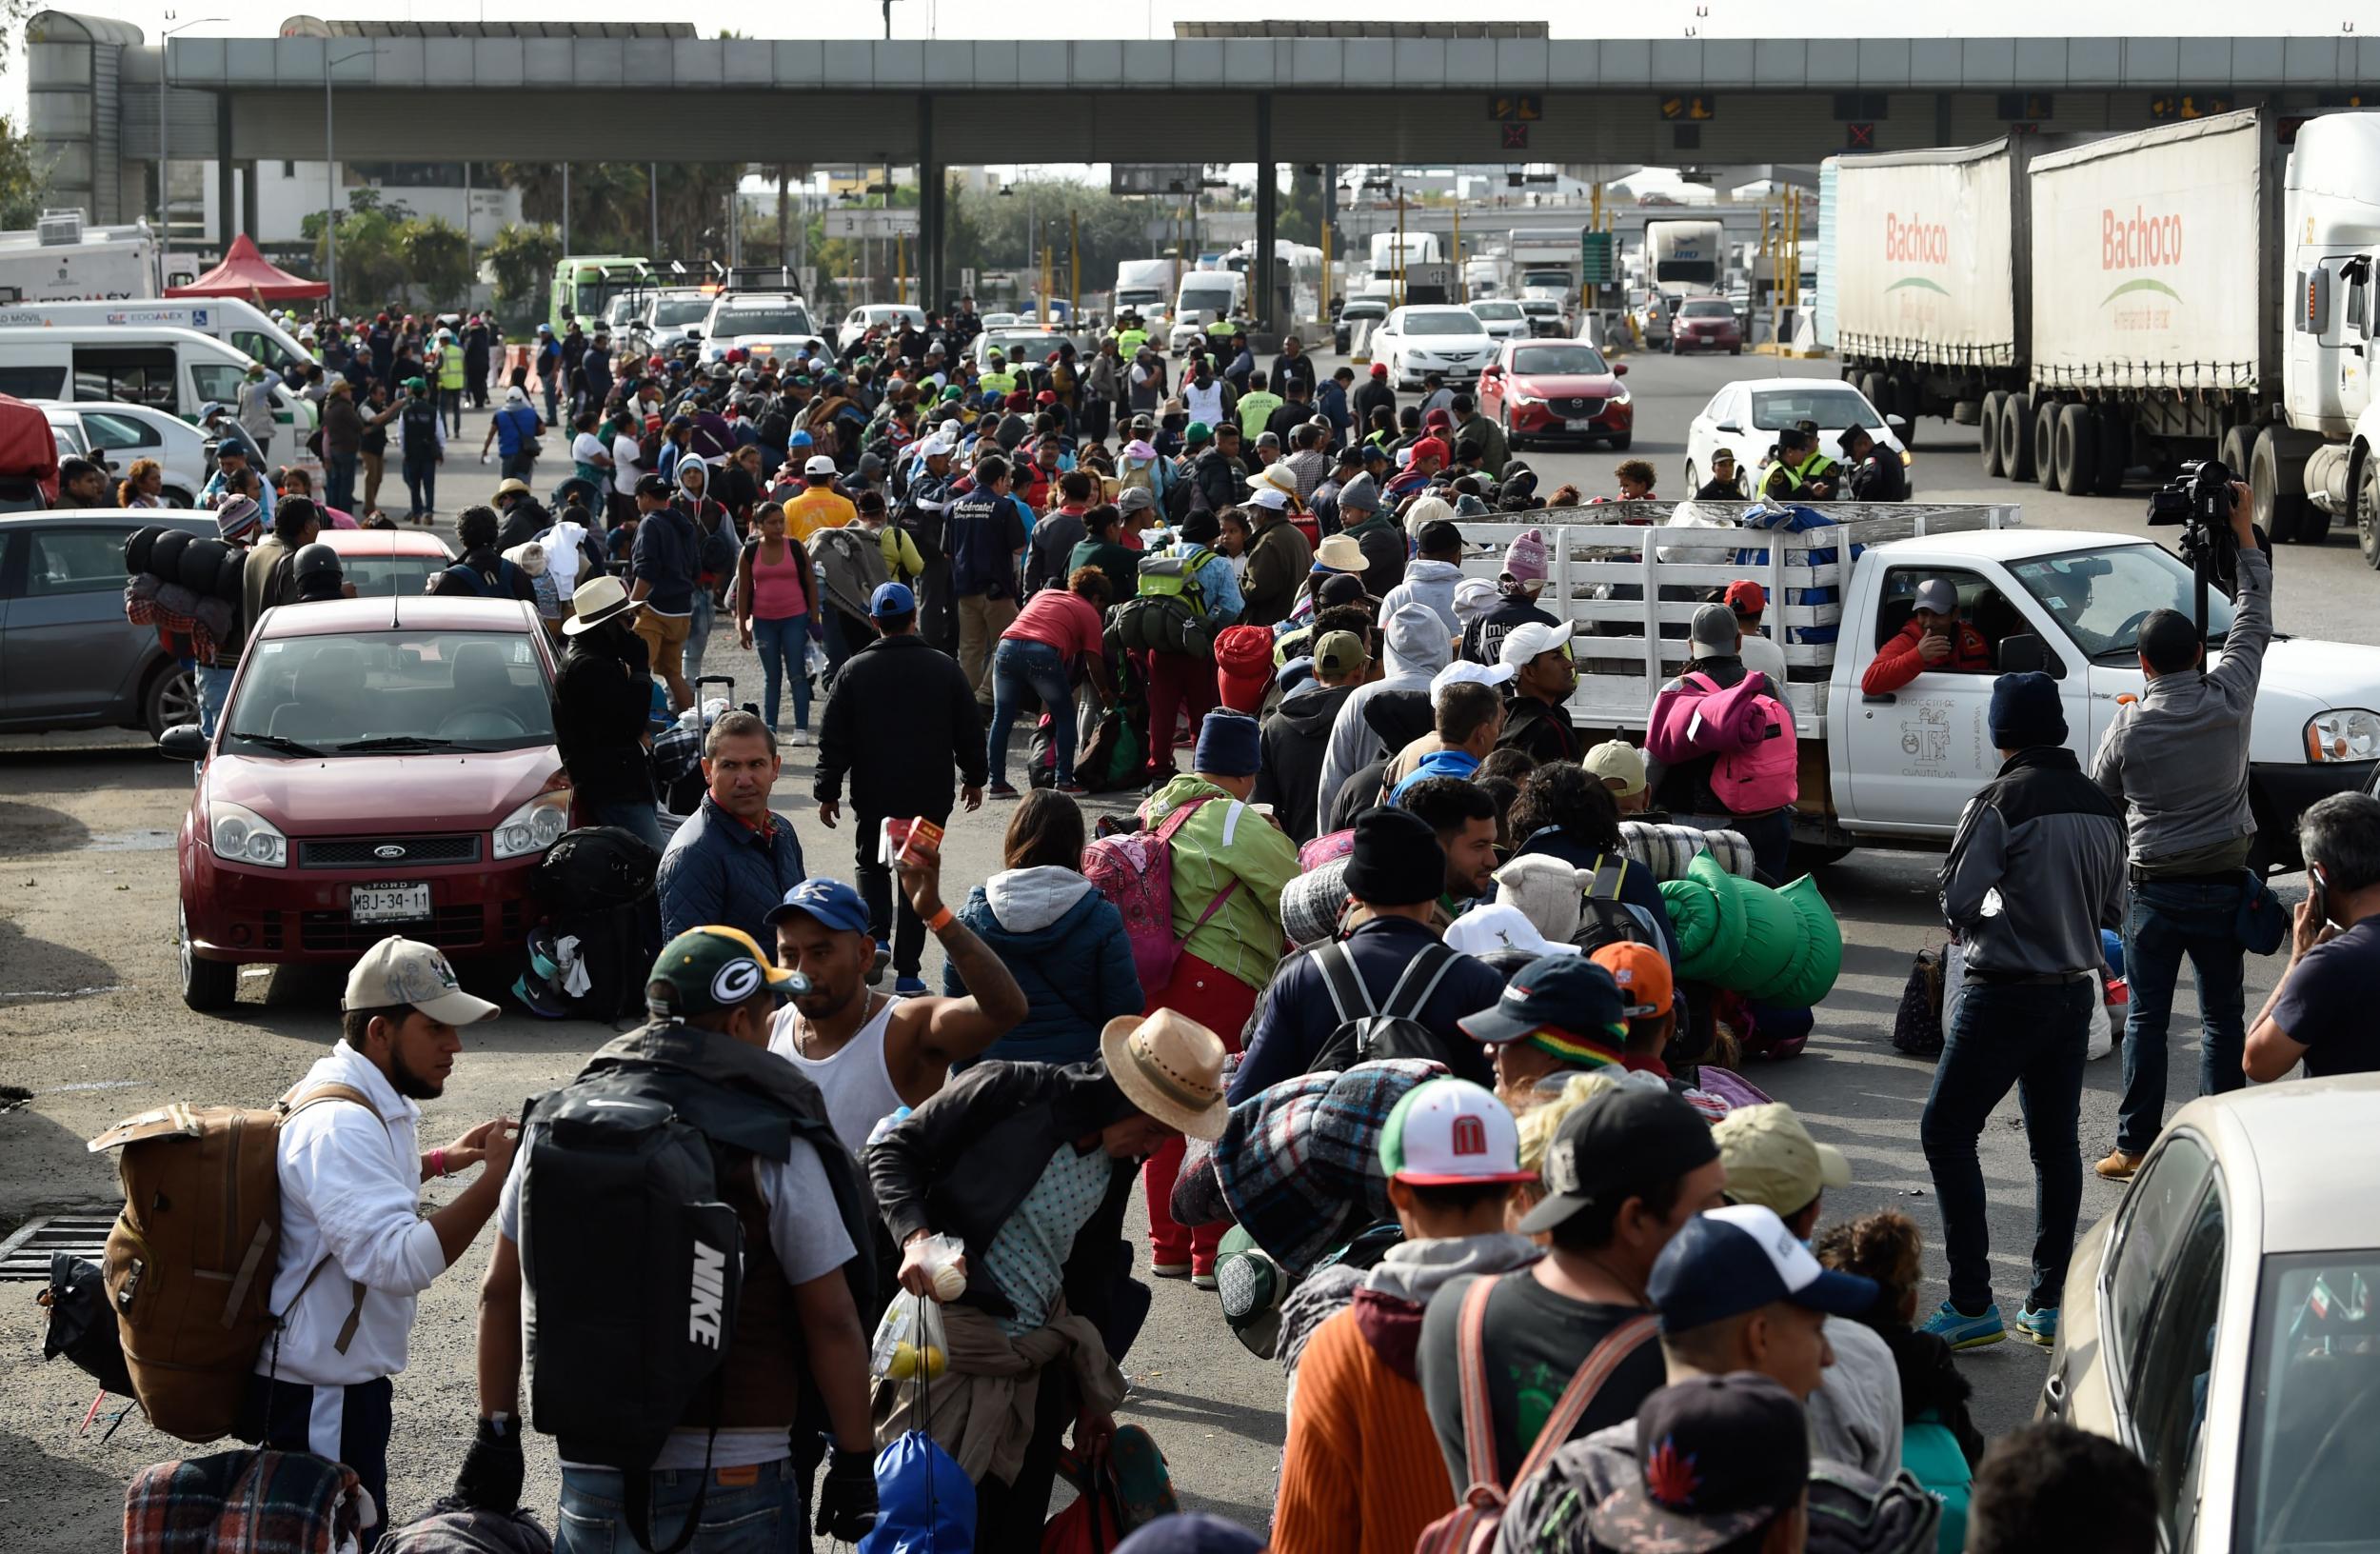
[1253,92,1277,333]
[918,95,943,312]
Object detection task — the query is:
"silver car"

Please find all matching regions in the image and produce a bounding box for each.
[1,509,213,737]
[2042,1073,2380,1551]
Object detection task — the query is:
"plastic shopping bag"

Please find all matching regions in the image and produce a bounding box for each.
[860,1431,976,1554]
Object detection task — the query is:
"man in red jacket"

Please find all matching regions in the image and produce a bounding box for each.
[1861,577,1992,695]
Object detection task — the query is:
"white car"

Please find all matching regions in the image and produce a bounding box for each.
[1372,306,1497,390]
[39,401,209,507]
[701,292,826,364]
[981,312,1020,330]
[838,304,926,353]
[1682,376,1909,498]
[1468,299,1533,341]
[639,288,717,350]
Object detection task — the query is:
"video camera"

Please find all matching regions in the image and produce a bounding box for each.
[2144,457,2238,584]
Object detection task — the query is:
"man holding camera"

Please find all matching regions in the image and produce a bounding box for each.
[2245,793,2380,1083]
[2092,481,2269,1180]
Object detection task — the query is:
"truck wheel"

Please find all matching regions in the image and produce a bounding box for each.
[2251,426,2311,543]
[179,905,238,1013]
[1979,390,2007,478]
[2000,393,2034,482]
[2033,399,2061,490]
[2356,451,2380,569]
[2053,404,2099,497]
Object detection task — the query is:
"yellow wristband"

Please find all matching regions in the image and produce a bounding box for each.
[926,906,955,933]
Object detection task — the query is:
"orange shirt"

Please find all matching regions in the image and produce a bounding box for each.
[1275,1305,1455,1554]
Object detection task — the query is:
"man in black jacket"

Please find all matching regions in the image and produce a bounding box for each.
[492,479,553,551]
[1255,628,1370,845]
[1189,422,1250,518]
[814,583,986,995]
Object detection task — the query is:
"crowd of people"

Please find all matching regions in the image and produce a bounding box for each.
[74,297,2380,1554]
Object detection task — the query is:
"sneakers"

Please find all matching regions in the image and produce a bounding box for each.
[1191,1271,1219,1291]
[1055,781,1089,796]
[2094,1148,2145,1181]
[867,940,890,987]
[787,729,808,747]
[1918,1301,2006,1351]
[2013,1305,2058,1346]
[987,782,1021,801]
[1149,1260,1192,1280]
[893,975,928,995]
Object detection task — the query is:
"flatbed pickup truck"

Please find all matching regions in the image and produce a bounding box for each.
[1455,503,2380,871]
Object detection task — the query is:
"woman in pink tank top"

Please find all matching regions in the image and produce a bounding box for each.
[734,505,823,743]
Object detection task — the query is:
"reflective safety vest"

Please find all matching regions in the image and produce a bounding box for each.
[980,369,1018,397]
[1116,328,1149,356]
[435,346,466,391]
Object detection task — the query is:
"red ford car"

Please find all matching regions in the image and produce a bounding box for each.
[1670,296,1744,355]
[1475,340,1634,452]
[162,595,568,1010]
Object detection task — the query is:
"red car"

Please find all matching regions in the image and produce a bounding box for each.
[1670,296,1744,355]
[162,595,568,1010]
[1475,341,1635,452]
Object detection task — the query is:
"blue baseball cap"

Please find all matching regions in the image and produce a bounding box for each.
[1648,1204,1880,1333]
[765,878,871,935]
[870,582,916,618]
[789,429,814,447]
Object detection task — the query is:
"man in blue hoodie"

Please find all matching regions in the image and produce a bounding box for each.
[1390,680,1505,801]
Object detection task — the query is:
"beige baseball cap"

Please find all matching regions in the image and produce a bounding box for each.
[1583,740,1648,798]
[343,936,500,1026]
[1713,1103,1852,1218]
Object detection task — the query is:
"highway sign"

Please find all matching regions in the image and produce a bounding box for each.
[823,209,920,239]
[1112,164,1205,197]
[1489,93,1541,122]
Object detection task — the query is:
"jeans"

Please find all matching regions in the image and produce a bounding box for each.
[403,451,437,515]
[439,386,463,436]
[1921,976,2092,1314]
[822,608,869,683]
[542,374,560,424]
[752,614,812,733]
[2116,878,2250,1153]
[857,805,946,977]
[684,593,716,684]
[196,664,236,739]
[586,797,665,853]
[556,1456,804,1554]
[324,450,358,513]
[988,637,1074,786]
[501,449,538,483]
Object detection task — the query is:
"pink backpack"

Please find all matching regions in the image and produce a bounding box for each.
[1082,797,1240,997]
[1646,671,1797,815]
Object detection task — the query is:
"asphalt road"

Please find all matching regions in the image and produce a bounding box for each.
[3,350,2373,1547]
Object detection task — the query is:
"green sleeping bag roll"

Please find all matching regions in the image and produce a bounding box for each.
[1731,873,1805,999]
[1766,873,1846,1007]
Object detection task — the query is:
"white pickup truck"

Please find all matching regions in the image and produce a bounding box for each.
[1455,505,2380,871]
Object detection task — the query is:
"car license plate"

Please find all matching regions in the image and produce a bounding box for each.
[350,882,431,924]
[1567,418,1600,430]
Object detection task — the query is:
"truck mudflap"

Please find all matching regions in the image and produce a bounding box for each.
[2251,760,2376,870]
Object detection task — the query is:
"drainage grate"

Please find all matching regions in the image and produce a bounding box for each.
[0,1214,114,1281]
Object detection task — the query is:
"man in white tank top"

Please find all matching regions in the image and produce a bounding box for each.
[764,857,1030,1158]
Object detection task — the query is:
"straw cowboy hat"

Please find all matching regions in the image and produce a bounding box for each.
[1101,1009,1231,1140]
[562,574,644,635]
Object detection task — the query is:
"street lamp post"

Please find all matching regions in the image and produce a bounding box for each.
[156,14,227,247]
[324,44,380,317]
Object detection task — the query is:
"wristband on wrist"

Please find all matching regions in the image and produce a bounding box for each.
[431,1147,449,1179]
[925,906,955,933]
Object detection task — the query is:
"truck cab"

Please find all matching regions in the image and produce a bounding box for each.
[2279,112,2380,551]
[1453,508,2380,870]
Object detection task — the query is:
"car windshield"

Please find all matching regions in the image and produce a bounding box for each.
[1179,288,1236,313]
[1681,300,1735,318]
[2235,1252,2380,1551]
[1749,388,1880,432]
[1473,302,1523,319]
[46,419,89,456]
[333,555,446,599]
[224,630,554,756]
[1402,312,1481,336]
[1520,301,1560,315]
[650,297,711,327]
[2006,544,2237,659]
[1344,303,1385,319]
[720,304,813,336]
[1521,270,1572,289]
[1512,345,1610,376]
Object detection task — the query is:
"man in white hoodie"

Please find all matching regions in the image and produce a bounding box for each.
[1380,518,1468,642]
[1316,601,1454,824]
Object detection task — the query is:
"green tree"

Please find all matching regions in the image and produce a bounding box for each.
[486,222,562,324]
[1279,167,1326,248]
[0,113,51,229]
[306,188,412,311]
[400,215,474,309]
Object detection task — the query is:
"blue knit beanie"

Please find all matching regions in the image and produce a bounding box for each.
[1988,671,2066,750]
[1194,709,1261,778]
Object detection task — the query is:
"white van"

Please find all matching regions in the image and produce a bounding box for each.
[1167,271,1244,354]
[0,325,316,446]
[0,297,313,375]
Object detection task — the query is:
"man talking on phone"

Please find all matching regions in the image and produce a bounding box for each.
[1861,577,1993,695]
[2245,793,2380,1083]
[2092,479,2271,1179]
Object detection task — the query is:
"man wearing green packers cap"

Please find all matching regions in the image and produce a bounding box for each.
[461,925,883,1552]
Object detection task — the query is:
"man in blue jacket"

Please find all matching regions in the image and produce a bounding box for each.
[1229,807,1502,1100]
[657,708,806,949]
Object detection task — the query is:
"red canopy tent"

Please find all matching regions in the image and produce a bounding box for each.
[166,234,329,302]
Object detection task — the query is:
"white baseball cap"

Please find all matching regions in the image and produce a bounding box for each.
[1498,618,1577,670]
[1432,659,1515,699]
[1379,1078,1538,1185]
[343,936,499,1026]
[1442,901,1581,961]
[804,454,837,477]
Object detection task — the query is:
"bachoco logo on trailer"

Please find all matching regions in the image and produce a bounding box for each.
[2100,206,2186,329]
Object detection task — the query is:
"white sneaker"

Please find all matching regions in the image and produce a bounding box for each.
[788,730,809,747]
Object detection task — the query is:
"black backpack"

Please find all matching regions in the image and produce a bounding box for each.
[1307,939,1466,1074]
[533,826,660,909]
[1573,854,1659,957]
[521,1072,743,1554]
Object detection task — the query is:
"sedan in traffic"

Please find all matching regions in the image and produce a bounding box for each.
[0,509,211,738]
[1371,306,1497,390]
[1670,296,1744,355]
[1475,341,1634,452]
[163,595,567,1010]
[1467,299,1534,342]
[316,527,456,600]
[2042,1075,2380,1553]
[1682,377,1908,499]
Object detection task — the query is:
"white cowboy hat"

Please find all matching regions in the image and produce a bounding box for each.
[563,574,644,634]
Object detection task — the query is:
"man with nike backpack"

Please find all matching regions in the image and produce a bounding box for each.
[1646,603,1799,886]
[456,926,881,1554]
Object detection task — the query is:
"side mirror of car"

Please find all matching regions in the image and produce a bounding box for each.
[1716,421,1742,434]
[1614,362,1629,376]
[1996,632,2063,678]
[158,723,208,762]
[1887,414,1909,432]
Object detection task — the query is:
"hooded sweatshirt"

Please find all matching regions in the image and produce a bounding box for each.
[1256,681,1358,845]
[1317,603,1453,825]
[673,462,739,590]
[1379,559,1466,641]
[945,866,1143,1066]
[1142,774,1302,992]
